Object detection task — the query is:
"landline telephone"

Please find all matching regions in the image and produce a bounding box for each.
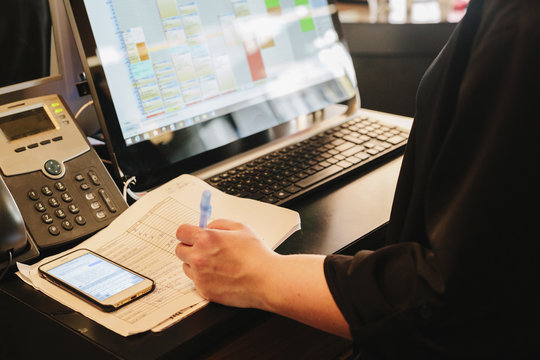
[0,95,128,272]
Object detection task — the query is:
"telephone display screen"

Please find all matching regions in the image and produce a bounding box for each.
[46,252,144,301]
[0,107,55,142]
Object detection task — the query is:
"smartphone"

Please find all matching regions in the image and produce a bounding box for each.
[38,248,154,312]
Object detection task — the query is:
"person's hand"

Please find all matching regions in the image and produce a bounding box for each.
[175,219,278,308]
[176,219,351,339]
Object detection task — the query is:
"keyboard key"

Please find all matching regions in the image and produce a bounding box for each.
[261,196,278,204]
[275,190,290,199]
[296,165,343,188]
[284,185,302,194]
[336,160,353,168]
[335,142,355,152]
[356,152,371,161]
[342,145,365,157]
[387,135,407,145]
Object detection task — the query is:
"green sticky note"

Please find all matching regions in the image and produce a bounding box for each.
[265,0,280,9]
[300,17,315,32]
[295,0,309,6]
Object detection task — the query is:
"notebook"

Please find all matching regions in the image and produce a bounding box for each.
[66,0,409,199]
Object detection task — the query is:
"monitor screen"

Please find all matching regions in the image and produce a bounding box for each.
[67,0,357,190]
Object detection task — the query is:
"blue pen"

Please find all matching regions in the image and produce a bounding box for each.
[199,190,212,228]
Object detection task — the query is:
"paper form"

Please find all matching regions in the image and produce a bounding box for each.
[17,174,300,336]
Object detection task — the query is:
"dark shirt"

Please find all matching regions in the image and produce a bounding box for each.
[324,0,540,358]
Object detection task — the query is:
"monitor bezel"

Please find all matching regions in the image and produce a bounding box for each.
[0,0,62,97]
[65,0,358,191]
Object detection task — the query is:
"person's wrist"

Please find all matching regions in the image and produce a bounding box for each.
[248,251,284,312]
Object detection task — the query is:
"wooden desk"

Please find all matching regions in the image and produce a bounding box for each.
[0,112,410,359]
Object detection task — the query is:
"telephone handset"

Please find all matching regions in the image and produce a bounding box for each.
[0,94,128,272]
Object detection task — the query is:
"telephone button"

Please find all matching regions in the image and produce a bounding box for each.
[68,204,80,214]
[34,202,46,212]
[61,220,73,231]
[15,147,26,153]
[80,183,90,191]
[61,192,73,202]
[54,181,66,191]
[48,197,60,207]
[98,189,117,213]
[90,201,101,210]
[52,136,63,142]
[28,143,39,149]
[88,170,101,186]
[96,211,107,220]
[55,209,66,219]
[75,215,86,226]
[44,160,62,176]
[41,186,53,196]
[48,225,60,236]
[41,213,54,224]
[40,139,51,145]
[28,190,40,201]
[74,174,84,182]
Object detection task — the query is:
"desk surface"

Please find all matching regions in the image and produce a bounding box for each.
[0,112,409,359]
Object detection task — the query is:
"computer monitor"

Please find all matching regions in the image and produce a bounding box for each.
[0,0,93,132]
[65,0,359,190]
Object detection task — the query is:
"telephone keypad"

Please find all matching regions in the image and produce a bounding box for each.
[23,167,120,241]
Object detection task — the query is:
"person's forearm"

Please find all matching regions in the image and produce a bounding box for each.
[255,254,352,339]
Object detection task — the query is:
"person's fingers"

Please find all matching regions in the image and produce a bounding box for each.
[182,262,193,279]
[207,219,244,231]
[175,241,191,262]
[176,223,201,245]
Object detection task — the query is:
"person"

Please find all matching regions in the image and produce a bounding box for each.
[175,0,540,358]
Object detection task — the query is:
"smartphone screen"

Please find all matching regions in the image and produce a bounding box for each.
[39,249,154,311]
[46,252,143,300]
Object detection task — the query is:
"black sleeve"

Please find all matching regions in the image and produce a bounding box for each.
[324,0,540,358]
[324,245,445,355]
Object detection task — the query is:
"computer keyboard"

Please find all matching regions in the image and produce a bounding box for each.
[205,115,409,205]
